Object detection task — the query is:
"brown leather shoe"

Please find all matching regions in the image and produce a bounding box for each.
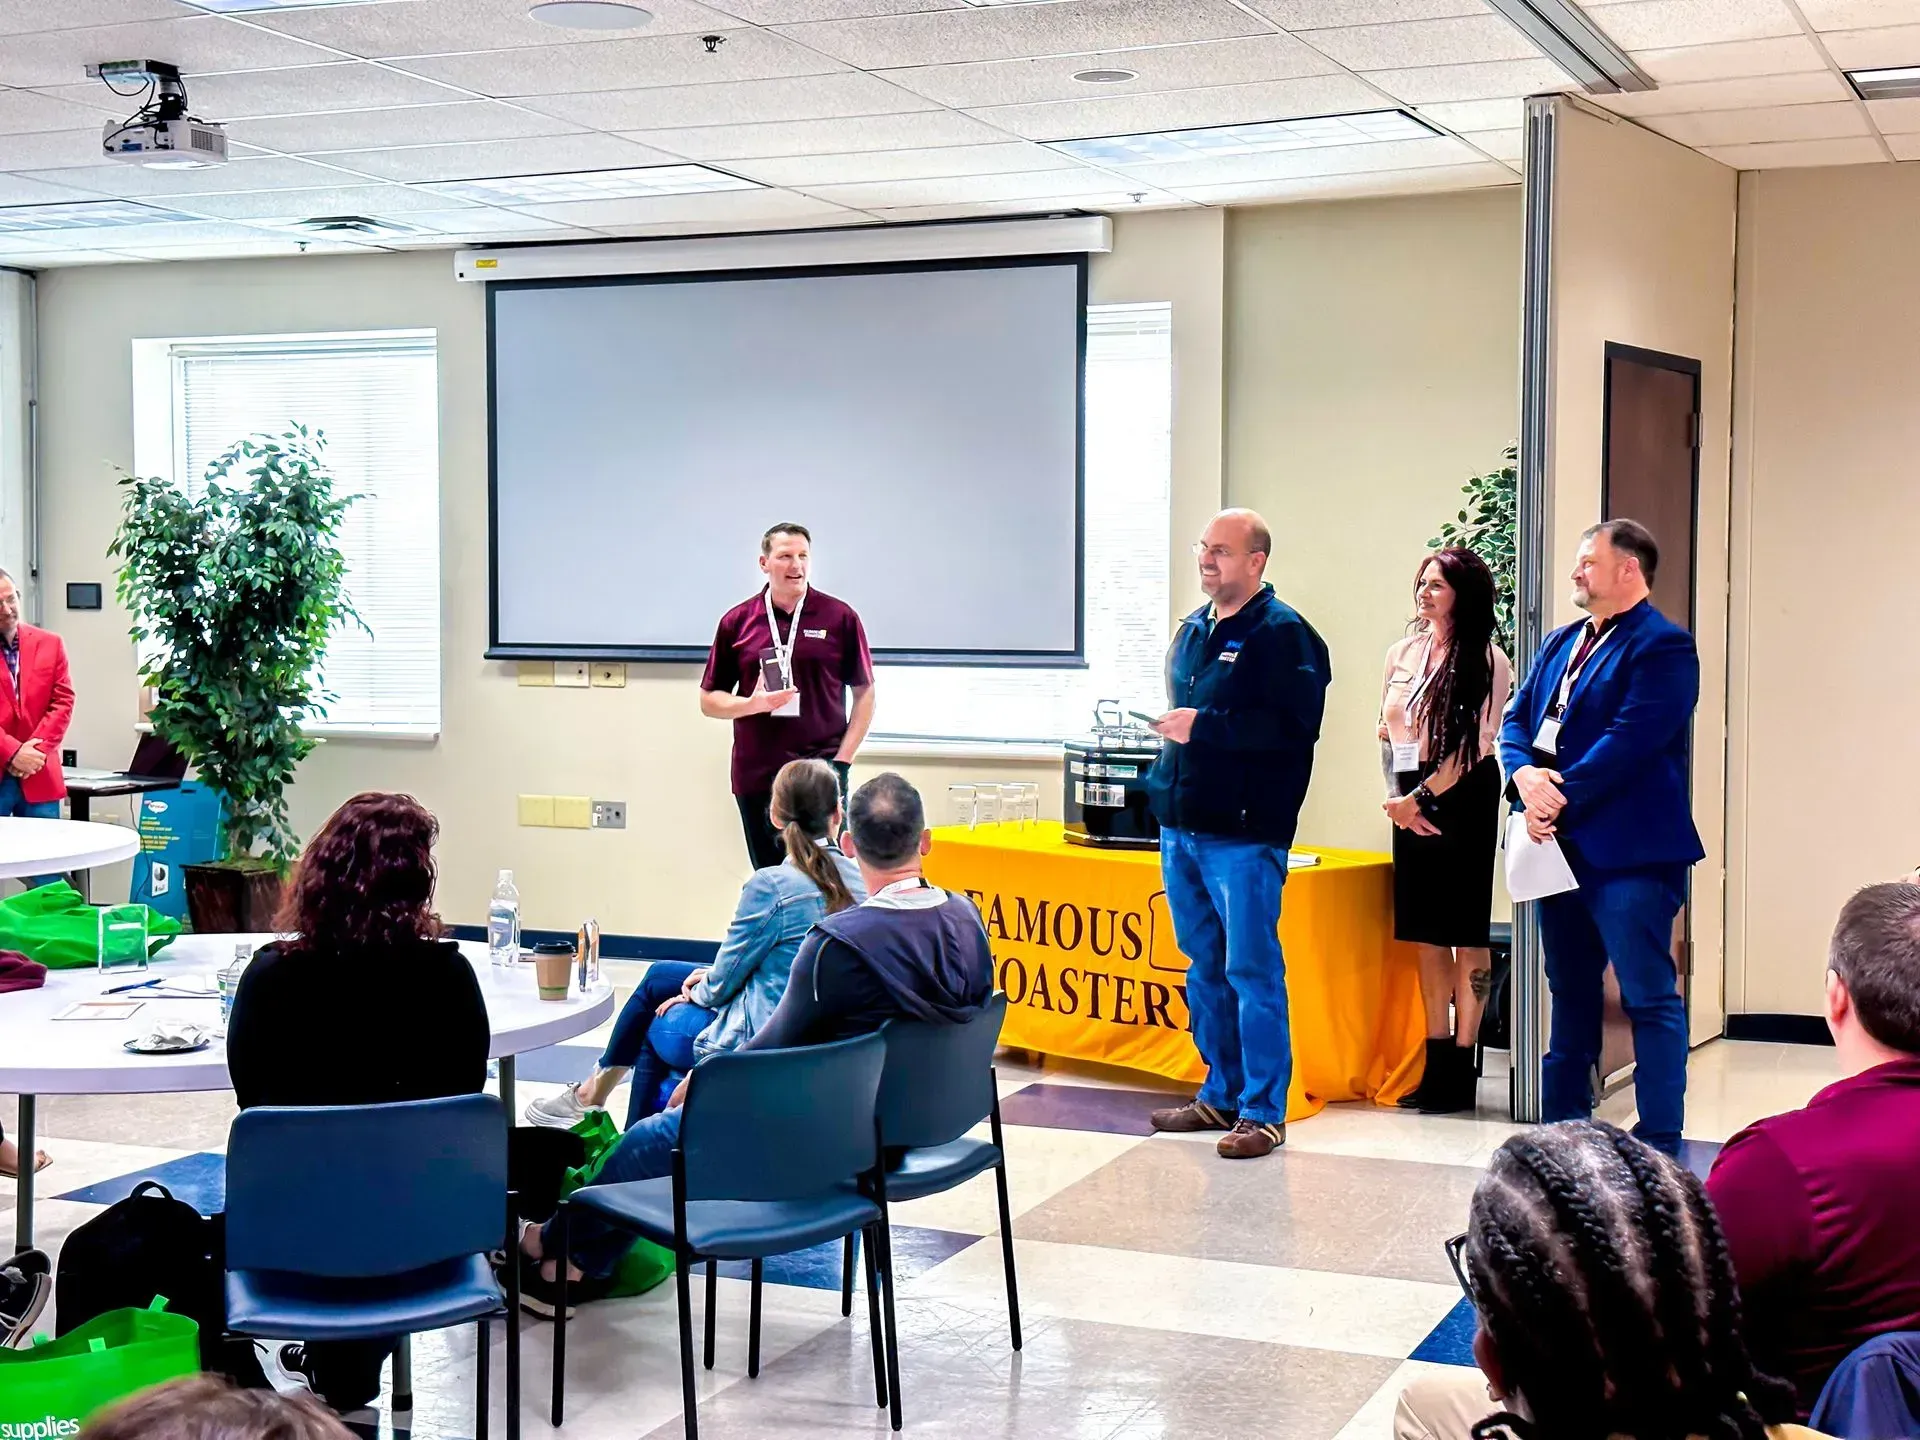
[1149,1100,1237,1133]
[1216,1119,1286,1158]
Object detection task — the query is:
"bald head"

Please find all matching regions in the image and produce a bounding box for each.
[1195,508,1272,616]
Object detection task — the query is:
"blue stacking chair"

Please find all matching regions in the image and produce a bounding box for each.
[838,993,1020,1361]
[224,1095,520,1440]
[551,1031,892,1440]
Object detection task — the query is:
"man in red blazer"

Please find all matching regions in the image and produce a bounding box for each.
[0,570,73,823]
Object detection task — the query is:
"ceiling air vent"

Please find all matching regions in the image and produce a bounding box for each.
[295,215,422,237]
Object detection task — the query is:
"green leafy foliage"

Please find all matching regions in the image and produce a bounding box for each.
[1430,444,1518,656]
[109,428,361,866]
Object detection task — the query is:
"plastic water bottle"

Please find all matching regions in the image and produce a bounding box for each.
[488,870,521,967]
[217,943,253,1035]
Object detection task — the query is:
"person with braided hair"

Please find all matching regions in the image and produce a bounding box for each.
[1393,1120,1827,1440]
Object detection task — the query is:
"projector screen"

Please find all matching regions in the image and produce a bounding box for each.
[487,257,1086,664]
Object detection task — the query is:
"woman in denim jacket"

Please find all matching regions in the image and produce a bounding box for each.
[524,758,862,1131]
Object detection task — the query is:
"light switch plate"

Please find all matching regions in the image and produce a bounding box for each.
[517,662,555,687]
[553,795,593,829]
[555,662,590,689]
[517,794,554,827]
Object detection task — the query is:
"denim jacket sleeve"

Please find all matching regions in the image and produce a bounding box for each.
[688,870,782,1008]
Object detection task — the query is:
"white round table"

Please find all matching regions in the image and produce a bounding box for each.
[2,935,614,1252]
[0,817,140,882]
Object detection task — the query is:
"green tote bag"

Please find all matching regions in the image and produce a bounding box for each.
[0,1299,200,1433]
[560,1112,674,1299]
[0,884,182,971]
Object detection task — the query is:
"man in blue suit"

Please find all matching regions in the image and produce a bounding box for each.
[1499,518,1703,1155]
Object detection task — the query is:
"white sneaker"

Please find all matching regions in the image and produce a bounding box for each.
[523,1084,595,1130]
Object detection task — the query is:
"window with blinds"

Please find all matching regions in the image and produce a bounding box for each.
[169,332,441,735]
[872,302,1173,744]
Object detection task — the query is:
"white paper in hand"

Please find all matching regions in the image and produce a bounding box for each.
[1504,812,1579,902]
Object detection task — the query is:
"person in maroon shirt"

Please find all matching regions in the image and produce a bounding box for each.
[700,523,875,869]
[1707,880,1920,1418]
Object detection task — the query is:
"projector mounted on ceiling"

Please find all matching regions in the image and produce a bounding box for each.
[88,59,229,169]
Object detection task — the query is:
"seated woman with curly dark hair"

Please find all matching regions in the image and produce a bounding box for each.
[1396,1119,1829,1440]
[226,792,488,1414]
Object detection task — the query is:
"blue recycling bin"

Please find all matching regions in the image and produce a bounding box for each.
[129,781,224,921]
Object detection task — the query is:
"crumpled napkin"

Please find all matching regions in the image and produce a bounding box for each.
[130,1016,208,1052]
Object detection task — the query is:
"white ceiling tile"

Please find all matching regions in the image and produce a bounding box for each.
[0,172,113,205]
[47,218,287,250]
[1092,133,1481,186]
[1795,0,1920,30]
[1295,15,1543,71]
[108,236,381,261]
[0,248,141,266]
[491,186,855,227]
[0,1,197,38]
[736,140,1077,185]
[394,206,574,234]
[1699,135,1887,166]
[1823,25,1920,67]
[1168,157,1515,203]
[1239,0,1485,23]
[1595,70,1850,116]
[238,100,585,153]
[1648,100,1871,145]
[1418,97,1524,130]
[1359,57,1572,103]
[1885,129,1920,156]
[243,0,745,58]
[520,70,939,129]
[972,73,1395,142]
[391,28,851,98]
[1633,35,1826,83]
[0,15,339,89]
[774,0,1272,70]
[618,108,1009,158]
[858,197,1178,221]
[0,127,110,169]
[1866,95,1920,132]
[11,156,365,198]
[1579,0,1802,51]
[318,133,687,182]
[794,166,1173,207]
[0,88,123,136]
[1461,127,1522,161]
[34,63,470,123]
[876,33,1338,111]
[163,183,477,220]
[700,0,965,18]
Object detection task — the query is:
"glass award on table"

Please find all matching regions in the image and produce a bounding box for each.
[98,904,151,974]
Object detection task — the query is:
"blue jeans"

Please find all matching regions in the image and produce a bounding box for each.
[1537,859,1689,1155]
[1160,828,1292,1126]
[0,775,63,887]
[601,961,715,1129]
[546,1105,683,1277]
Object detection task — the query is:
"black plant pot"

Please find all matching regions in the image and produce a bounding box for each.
[183,862,283,934]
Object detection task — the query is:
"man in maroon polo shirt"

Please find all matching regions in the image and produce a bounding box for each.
[1706,880,1920,1417]
[700,523,875,870]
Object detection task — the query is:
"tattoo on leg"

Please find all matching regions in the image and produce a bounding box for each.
[1469,968,1493,1001]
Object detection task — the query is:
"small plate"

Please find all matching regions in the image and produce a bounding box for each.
[123,1036,210,1056]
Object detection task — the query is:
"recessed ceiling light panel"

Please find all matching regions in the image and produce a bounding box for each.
[429,165,759,206]
[529,1,654,29]
[1847,65,1920,100]
[1049,110,1439,166]
[0,200,194,234]
[1073,69,1138,84]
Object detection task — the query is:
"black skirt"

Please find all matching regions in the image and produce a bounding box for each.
[1391,755,1502,948]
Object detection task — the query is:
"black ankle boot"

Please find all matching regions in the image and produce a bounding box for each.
[1419,1044,1480,1115]
[1397,1038,1451,1110]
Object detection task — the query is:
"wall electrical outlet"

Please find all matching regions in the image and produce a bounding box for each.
[554,662,590,688]
[590,663,626,688]
[592,800,627,830]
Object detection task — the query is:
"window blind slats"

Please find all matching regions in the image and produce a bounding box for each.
[871,303,1173,744]
[173,337,441,735]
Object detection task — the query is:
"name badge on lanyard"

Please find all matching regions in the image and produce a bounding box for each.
[1394,637,1437,772]
[1534,625,1614,755]
[762,589,804,719]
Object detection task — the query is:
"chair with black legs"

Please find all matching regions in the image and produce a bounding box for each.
[550,1031,897,1440]
[223,1094,521,1440]
[839,992,1020,1392]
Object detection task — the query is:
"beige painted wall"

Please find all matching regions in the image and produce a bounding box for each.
[1727,164,1920,1016]
[1223,188,1523,862]
[1543,100,1737,1042]
[38,194,1518,940]
[37,209,1226,936]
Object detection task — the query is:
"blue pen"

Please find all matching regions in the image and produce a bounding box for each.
[103,977,160,996]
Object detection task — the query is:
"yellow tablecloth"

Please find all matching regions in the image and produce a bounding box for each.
[923,823,1426,1122]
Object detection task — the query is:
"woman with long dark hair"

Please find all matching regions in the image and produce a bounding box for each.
[1379,548,1511,1114]
[226,791,488,1412]
[524,757,862,1131]
[1393,1120,1821,1440]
